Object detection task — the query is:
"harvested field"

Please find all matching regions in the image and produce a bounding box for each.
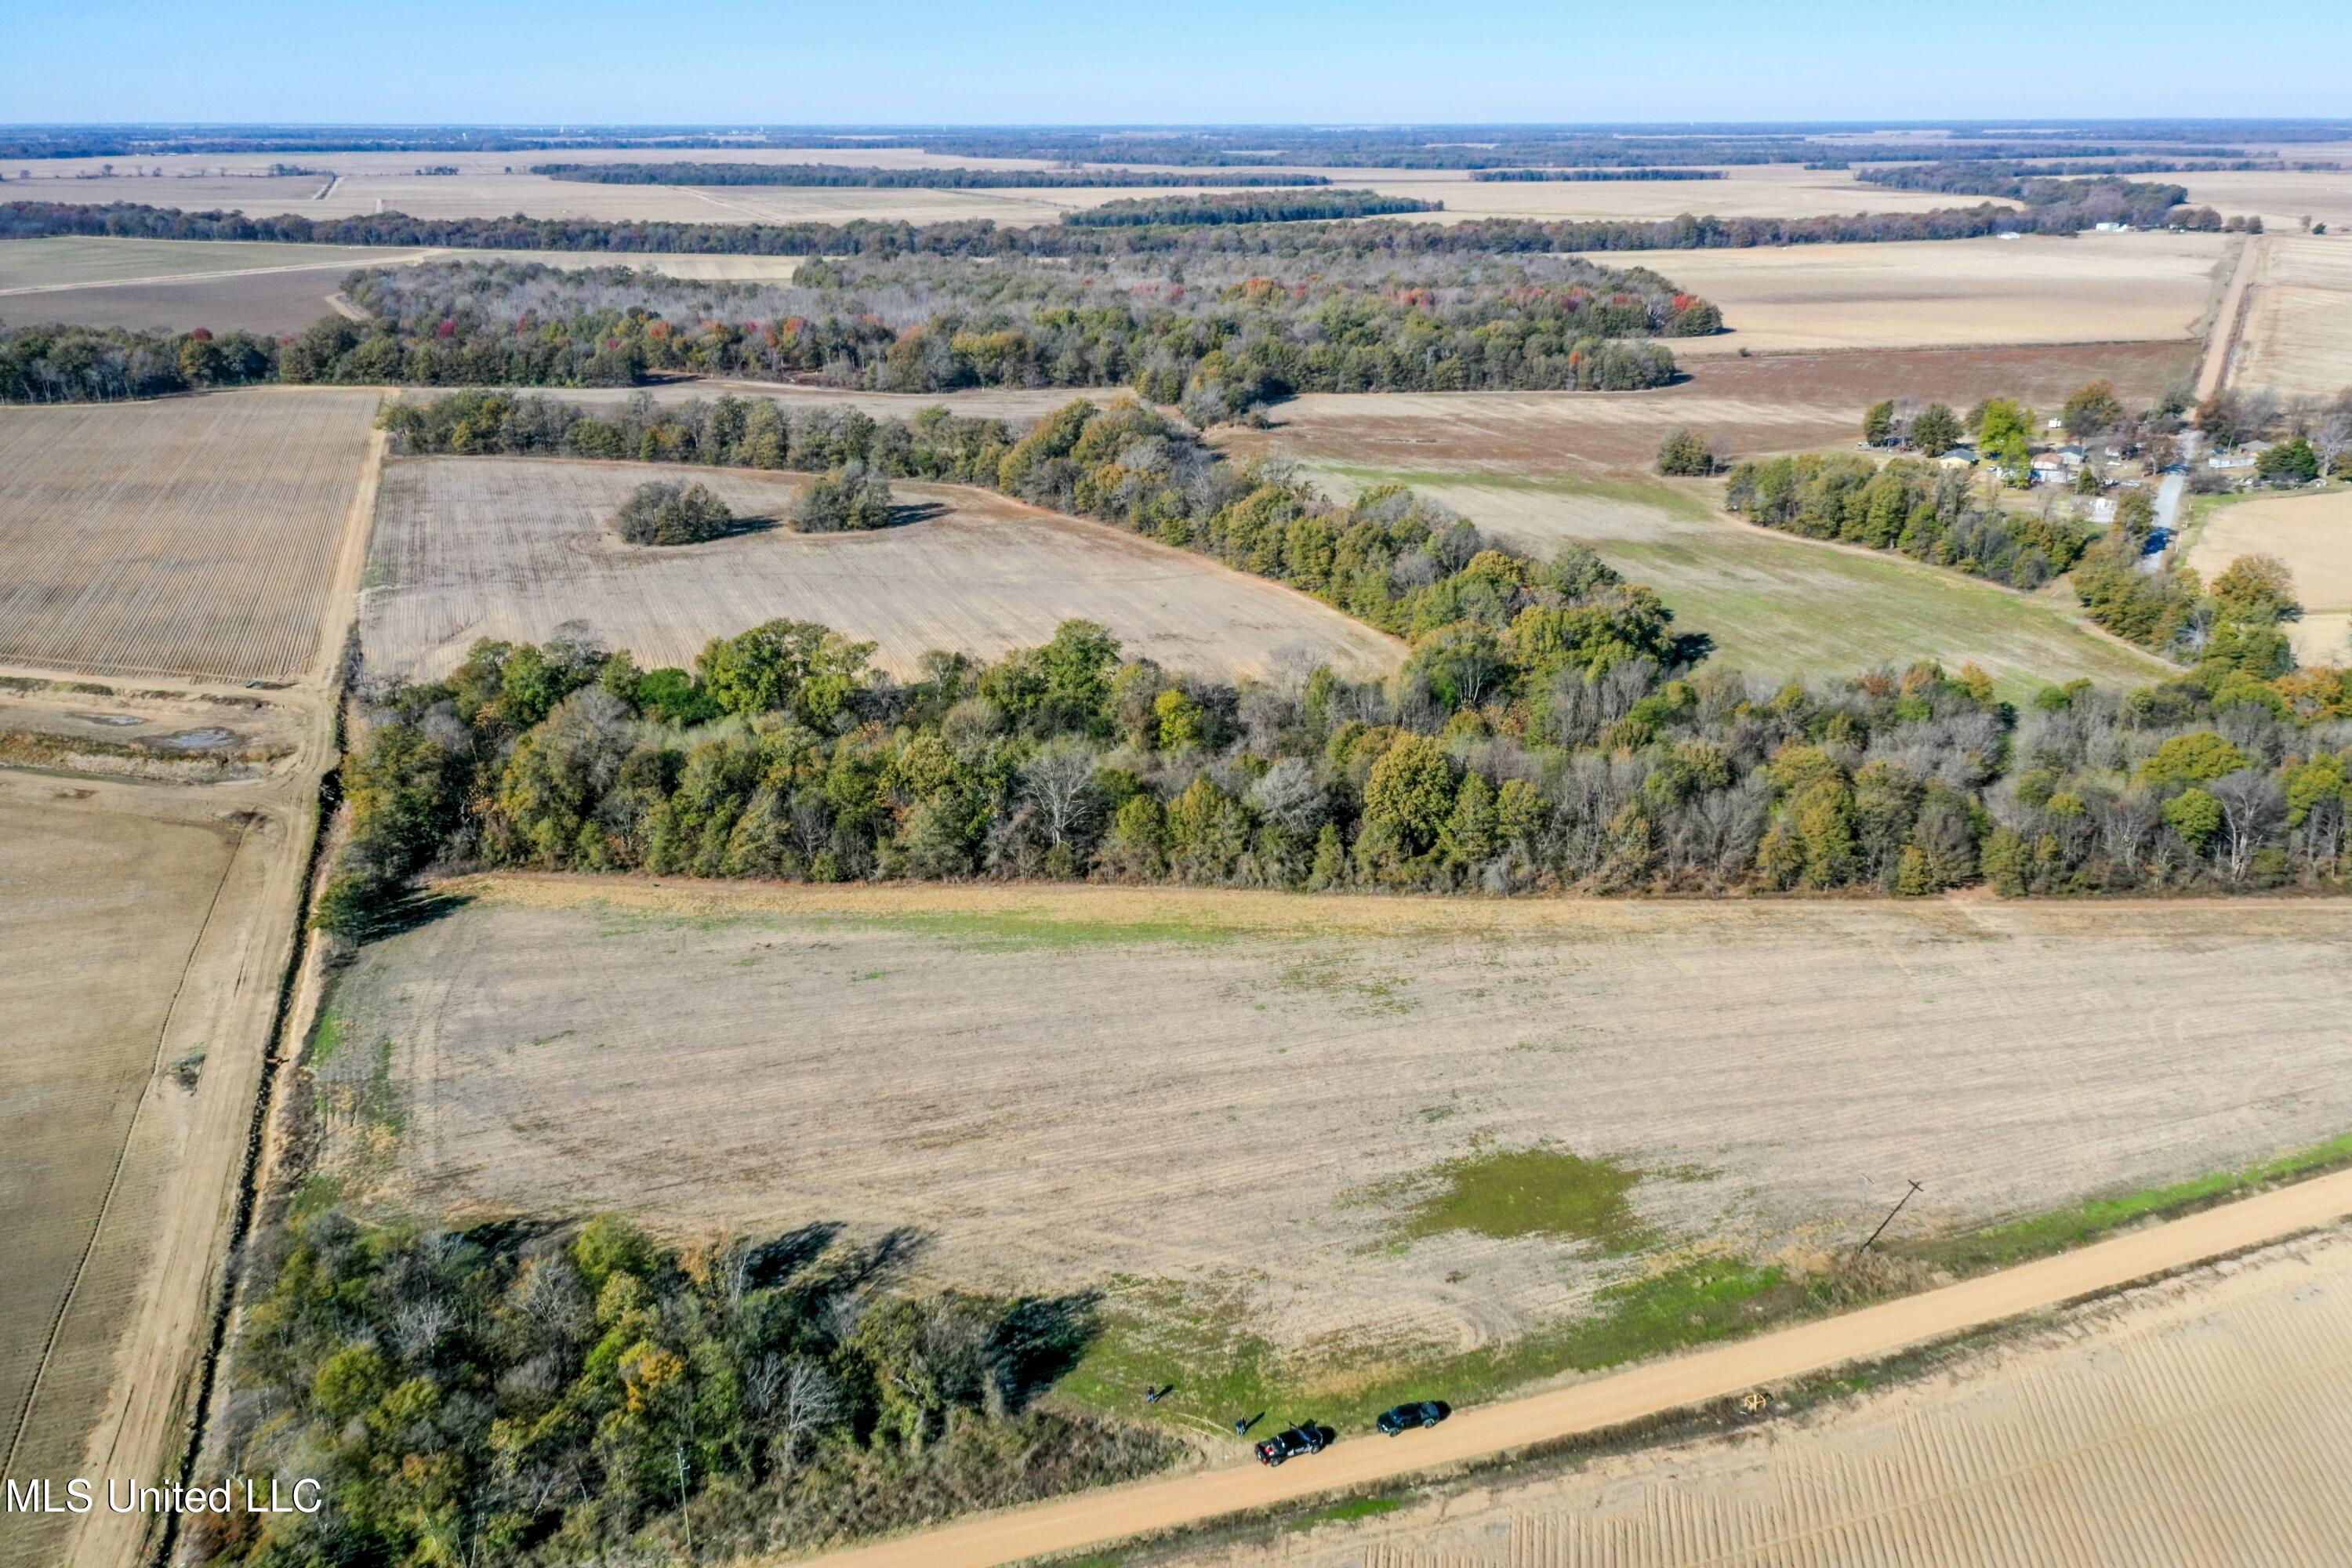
[2178,167,2352,234]
[6,154,1999,229]
[0,789,240,1568]
[1599,234,2229,358]
[2185,486,2352,665]
[1230,343,2198,477]
[0,236,426,291]
[1191,1225,2352,1568]
[320,877,2352,1401]
[0,240,800,333]
[1312,470,2165,694]
[2233,235,2352,398]
[359,456,1399,681]
[0,390,381,680]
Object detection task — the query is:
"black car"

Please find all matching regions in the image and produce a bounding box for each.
[1254,1421,1333,1465]
[1377,1399,1451,1436]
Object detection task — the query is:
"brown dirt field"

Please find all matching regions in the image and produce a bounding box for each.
[0,237,428,291]
[0,392,379,1568]
[358,456,1400,682]
[1599,234,2229,358]
[461,380,1107,421]
[0,390,383,680]
[1225,342,2198,477]
[322,876,2352,1381]
[0,792,238,1568]
[0,270,365,336]
[1138,1225,2352,1568]
[2233,234,2352,399]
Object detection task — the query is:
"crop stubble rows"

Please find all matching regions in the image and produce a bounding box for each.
[0,390,380,680]
[321,881,2352,1376]
[359,457,1400,681]
[1225,1229,2352,1568]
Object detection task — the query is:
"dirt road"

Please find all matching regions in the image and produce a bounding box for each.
[806,1164,2352,1568]
[2194,234,2262,400]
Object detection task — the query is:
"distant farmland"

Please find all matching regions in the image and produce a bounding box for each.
[0,390,381,680]
[360,456,1402,681]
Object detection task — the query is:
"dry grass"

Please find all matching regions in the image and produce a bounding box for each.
[2178,167,2352,234]
[2234,235,2352,399]
[2185,486,2352,665]
[0,390,381,680]
[319,876,2352,1381]
[1225,343,2198,478]
[1190,1226,2352,1567]
[0,236,426,290]
[358,456,1399,682]
[1305,470,2165,695]
[0,792,239,1568]
[1601,234,2230,357]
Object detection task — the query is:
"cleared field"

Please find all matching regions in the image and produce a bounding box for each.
[0,390,382,680]
[0,795,235,1567]
[471,379,1102,420]
[0,236,426,291]
[321,878,2352,1394]
[1599,234,2230,357]
[6,154,2003,228]
[1200,1226,2352,1568]
[359,456,1399,681]
[2179,167,2352,234]
[2186,486,2352,665]
[1231,342,2198,477]
[2234,234,2352,398]
[1315,470,2165,693]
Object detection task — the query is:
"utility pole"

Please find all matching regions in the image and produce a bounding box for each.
[675,1443,694,1558]
[1857,1179,1924,1256]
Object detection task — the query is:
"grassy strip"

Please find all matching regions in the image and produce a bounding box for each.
[1062,1258,1797,1440]
[1895,1129,2352,1273]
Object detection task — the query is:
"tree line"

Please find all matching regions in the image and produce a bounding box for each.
[304,249,1701,417]
[191,1207,1171,1566]
[320,393,2352,931]
[1062,191,1441,226]
[1726,452,2099,590]
[1471,168,1725,182]
[0,198,2241,262]
[0,321,277,401]
[532,162,1336,187]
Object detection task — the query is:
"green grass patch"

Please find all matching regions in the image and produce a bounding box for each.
[851,907,1257,952]
[1294,1494,1406,1527]
[1391,1146,1650,1250]
[1064,1258,1791,1441]
[310,1007,346,1069]
[1898,1129,2352,1273]
[1319,463,1717,521]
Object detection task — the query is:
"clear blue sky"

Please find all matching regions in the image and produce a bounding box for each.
[6,0,2347,125]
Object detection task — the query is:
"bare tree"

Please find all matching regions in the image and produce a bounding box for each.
[1020,739,1099,848]
[2211,770,2286,883]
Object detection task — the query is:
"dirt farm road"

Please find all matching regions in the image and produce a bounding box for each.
[808,1166,2352,1567]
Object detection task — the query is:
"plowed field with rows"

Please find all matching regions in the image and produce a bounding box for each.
[0,390,381,680]
[359,456,1401,681]
[1200,1226,2352,1568]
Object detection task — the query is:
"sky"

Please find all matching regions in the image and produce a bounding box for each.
[5,0,2349,125]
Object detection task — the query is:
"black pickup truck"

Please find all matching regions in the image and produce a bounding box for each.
[1254,1421,1333,1465]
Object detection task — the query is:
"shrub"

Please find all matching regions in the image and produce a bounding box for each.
[1656,427,1715,476]
[612,480,734,546]
[793,461,895,532]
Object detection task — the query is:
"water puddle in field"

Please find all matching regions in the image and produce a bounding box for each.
[73,711,145,727]
[156,728,237,751]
